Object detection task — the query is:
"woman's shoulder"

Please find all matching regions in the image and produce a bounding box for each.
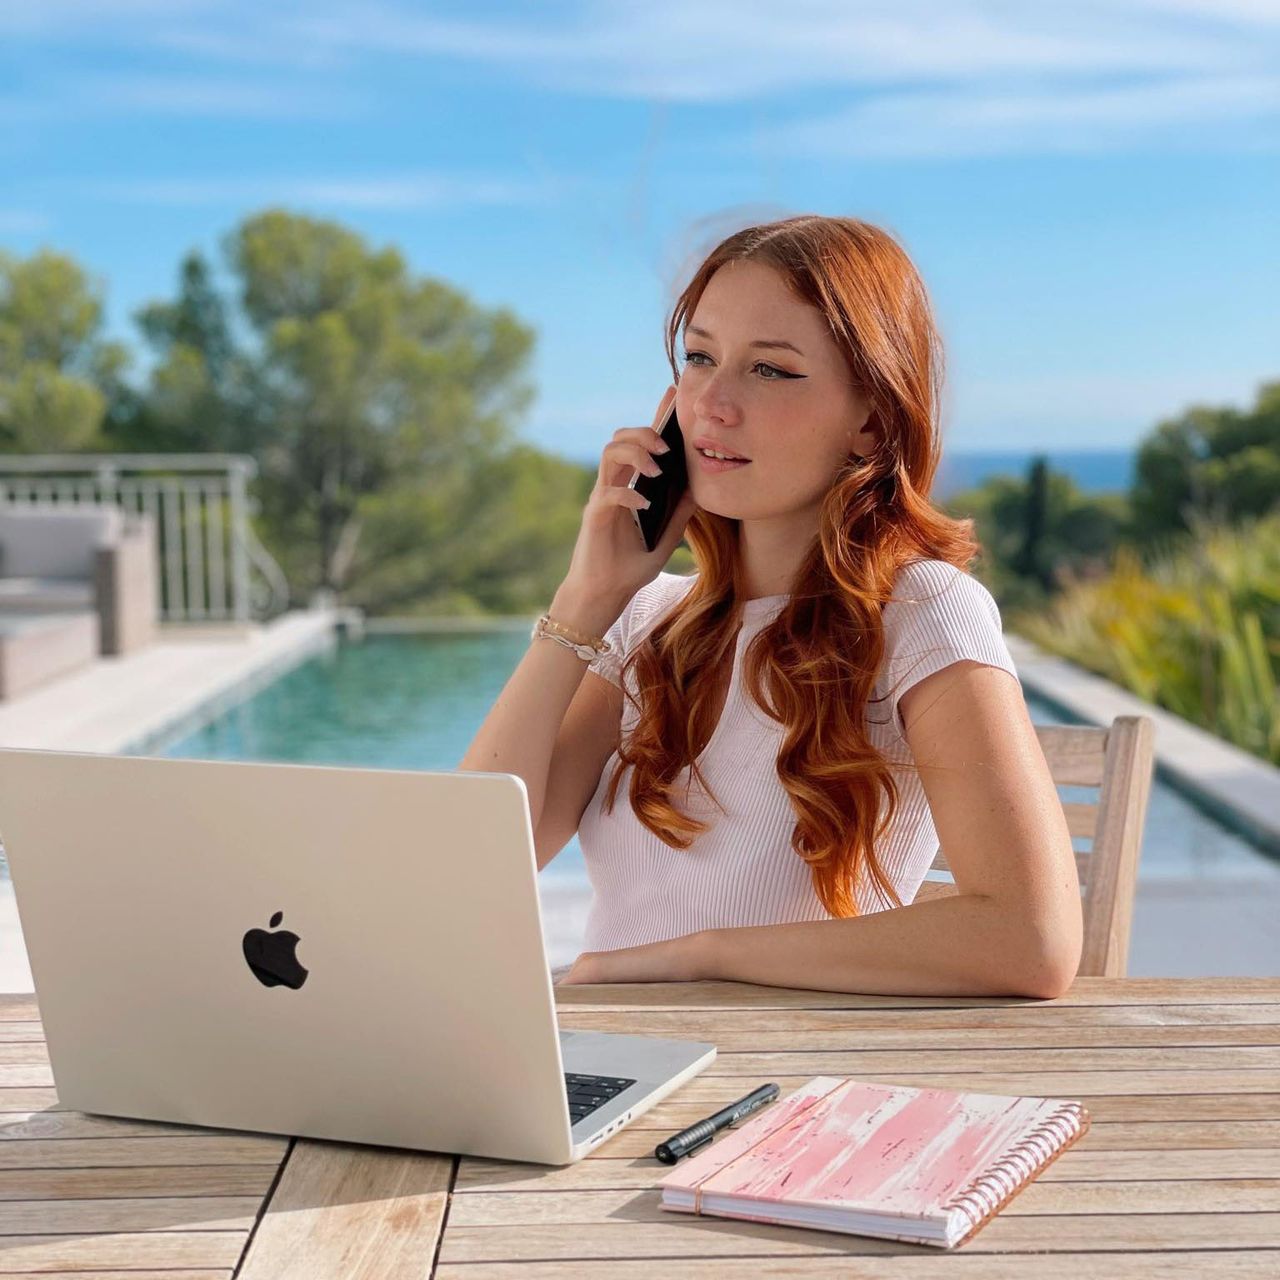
[891,557,973,591]
[610,572,697,647]
[625,570,695,612]
[876,559,1017,721]
[649,570,699,601]
[883,558,1003,635]
[889,558,996,602]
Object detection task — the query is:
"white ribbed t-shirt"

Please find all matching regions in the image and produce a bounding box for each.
[575,560,1020,952]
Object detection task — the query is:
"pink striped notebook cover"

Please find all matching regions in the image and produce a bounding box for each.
[657,1076,1090,1248]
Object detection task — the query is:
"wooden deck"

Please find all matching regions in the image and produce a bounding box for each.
[2,977,1278,1276]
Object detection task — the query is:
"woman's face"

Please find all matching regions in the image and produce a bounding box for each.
[676,258,876,520]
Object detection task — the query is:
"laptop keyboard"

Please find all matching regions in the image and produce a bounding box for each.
[565,1072,636,1126]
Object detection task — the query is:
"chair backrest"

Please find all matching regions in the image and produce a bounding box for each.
[915,715,1156,978]
[0,504,123,580]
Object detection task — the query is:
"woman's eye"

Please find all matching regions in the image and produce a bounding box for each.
[680,350,790,380]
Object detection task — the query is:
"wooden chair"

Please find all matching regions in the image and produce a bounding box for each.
[913,715,1156,978]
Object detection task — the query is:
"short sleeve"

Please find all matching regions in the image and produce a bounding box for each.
[878,560,1019,737]
[585,610,628,689]
[584,571,696,690]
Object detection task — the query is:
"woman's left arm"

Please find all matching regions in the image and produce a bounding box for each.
[562,661,1083,998]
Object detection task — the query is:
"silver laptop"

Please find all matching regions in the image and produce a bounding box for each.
[0,748,715,1164]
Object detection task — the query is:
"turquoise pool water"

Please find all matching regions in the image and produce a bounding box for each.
[156,631,1278,883]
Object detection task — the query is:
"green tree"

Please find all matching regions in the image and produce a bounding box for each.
[106,251,261,455]
[1012,455,1052,591]
[120,210,542,605]
[225,209,537,598]
[0,249,129,452]
[1130,381,1280,543]
[946,465,1128,612]
[345,443,595,615]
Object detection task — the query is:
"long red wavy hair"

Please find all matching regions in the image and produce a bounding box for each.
[598,215,980,916]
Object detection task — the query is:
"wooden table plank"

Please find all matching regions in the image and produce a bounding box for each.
[0,997,39,1021]
[235,1138,454,1280]
[647,1068,1280,1094]
[0,1089,65,1113]
[652,1046,1280,1070]
[0,1232,245,1270]
[432,1258,1280,1279]
[560,1020,1280,1048]
[558,1004,1280,1031]
[0,1272,232,1280]
[0,1273,231,1280]
[454,1146,1280,1192]
[554,1114,1280,1160]
[0,999,288,1277]
[0,1135,288,1170]
[0,1194,261,1233]
[640,1089,1280,1123]
[629,1088,1280,1124]
[436,1214,1280,1261]
[445,1180,1280,1226]
[553,977,1280,1008]
[4,978,1278,1276]
[0,1111,243,1140]
[0,1165,277,1201]
[434,979,1280,1269]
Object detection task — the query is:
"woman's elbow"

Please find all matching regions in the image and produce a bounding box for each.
[1009,956,1076,1000]
[998,899,1082,1000]
[1011,924,1082,999]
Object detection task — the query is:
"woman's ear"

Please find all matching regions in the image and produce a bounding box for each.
[846,400,878,458]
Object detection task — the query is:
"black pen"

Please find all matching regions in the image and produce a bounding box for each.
[654,1083,780,1164]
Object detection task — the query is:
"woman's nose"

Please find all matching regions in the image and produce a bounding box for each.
[690,372,742,424]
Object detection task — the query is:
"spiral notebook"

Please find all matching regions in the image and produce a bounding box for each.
[657,1076,1090,1249]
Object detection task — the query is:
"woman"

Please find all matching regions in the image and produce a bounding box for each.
[460,214,1081,998]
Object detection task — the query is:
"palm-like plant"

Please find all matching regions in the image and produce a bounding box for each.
[1015,512,1280,764]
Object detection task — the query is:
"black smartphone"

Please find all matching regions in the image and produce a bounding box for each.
[629,401,689,552]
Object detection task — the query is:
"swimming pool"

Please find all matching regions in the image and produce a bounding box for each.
[153,630,1279,884]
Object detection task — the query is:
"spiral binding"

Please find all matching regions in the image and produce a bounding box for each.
[941,1101,1092,1245]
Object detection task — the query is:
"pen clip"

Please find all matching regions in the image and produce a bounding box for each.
[685,1132,714,1156]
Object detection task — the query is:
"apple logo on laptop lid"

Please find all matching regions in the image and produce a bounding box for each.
[242,911,309,990]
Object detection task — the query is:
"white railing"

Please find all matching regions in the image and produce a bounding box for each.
[0,454,290,623]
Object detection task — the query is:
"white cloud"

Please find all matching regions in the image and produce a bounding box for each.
[748,72,1280,159]
[2,1,1275,153]
[283,1,1268,101]
[7,2,1276,88]
[88,172,560,211]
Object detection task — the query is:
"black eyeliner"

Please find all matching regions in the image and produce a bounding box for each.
[681,350,804,380]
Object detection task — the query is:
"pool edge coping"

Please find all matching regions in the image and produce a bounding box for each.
[109,611,340,756]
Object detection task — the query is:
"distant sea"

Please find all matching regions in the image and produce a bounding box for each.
[572,448,1136,499]
[933,449,1135,499]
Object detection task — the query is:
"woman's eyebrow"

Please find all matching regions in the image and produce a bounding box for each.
[684,324,805,357]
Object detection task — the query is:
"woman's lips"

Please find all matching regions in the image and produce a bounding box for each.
[695,451,751,474]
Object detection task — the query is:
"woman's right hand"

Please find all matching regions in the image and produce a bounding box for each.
[557,384,699,617]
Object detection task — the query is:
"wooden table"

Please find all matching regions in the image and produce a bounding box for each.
[5,977,1278,1277]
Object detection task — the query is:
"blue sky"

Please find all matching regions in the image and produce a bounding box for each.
[3,0,1277,460]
